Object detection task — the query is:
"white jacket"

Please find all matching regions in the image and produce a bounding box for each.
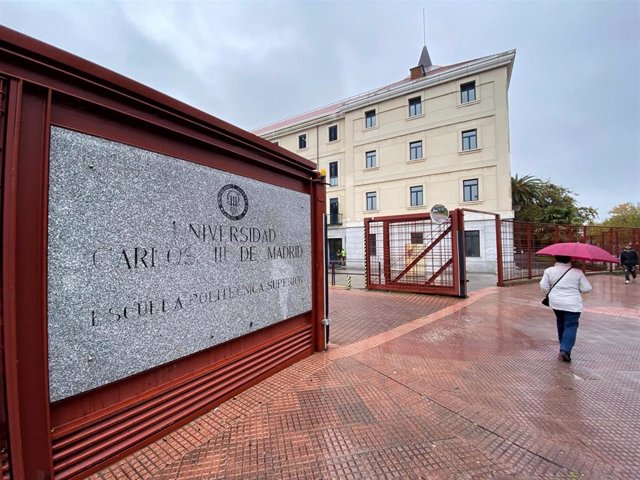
[540,263,592,312]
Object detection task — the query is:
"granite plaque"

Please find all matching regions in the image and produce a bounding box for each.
[47,127,312,402]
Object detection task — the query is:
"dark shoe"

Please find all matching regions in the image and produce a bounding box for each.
[560,351,571,363]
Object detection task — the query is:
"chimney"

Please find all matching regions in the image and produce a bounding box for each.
[410,45,433,79]
[410,65,426,80]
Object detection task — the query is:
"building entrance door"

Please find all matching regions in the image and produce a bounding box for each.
[328,238,342,265]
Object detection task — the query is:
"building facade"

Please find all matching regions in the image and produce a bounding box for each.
[254,46,516,272]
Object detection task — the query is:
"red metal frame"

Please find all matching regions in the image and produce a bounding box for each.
[0,26,325,479]
[0,75,12,479]
[460,208,504,287]
[3,78,55,479]
[364,211,465,297]
[499,219,640,283]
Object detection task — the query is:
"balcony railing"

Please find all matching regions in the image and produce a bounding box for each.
[328,213,343,225]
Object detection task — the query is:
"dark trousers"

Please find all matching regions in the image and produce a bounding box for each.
[553,310,581,355]
[623,265,637,281]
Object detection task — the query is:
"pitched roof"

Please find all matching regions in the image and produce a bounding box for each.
[253,50,512,136]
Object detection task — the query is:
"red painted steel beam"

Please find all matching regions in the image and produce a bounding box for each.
[383,222,391,284]
[368,212,429,223]
[424,258,454,285]
[2,80,54,478]
[527,223,533,279]
[367,283,459,296]
[495,213,504,287]
[311,177,326,352]
[0,75,12,478]
[451,209,463,297]
[364,219,371,287]
[391,226,451,283]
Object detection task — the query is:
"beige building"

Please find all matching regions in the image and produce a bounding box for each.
[254,46,516,272]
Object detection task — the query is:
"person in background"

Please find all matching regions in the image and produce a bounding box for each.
[540,255,592,363]
[620,242,638,284]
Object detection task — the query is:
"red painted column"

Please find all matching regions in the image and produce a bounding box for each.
[364,218,371,288]
[383,221,391,284]
[3,80,54,478]
[311,175,326,352]
[452,209,465,297]
[495,213,504,287]
[527,223,533,279]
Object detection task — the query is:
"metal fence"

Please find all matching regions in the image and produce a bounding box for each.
[326,214,639,289]
[500,220,640,283]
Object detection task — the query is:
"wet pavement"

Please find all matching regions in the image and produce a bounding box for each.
[328,269,500,293]
[94,274,640,479]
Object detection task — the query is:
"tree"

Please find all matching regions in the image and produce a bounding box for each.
[600,202,640,227]
[511,174,544,211]
[513,177,598,225]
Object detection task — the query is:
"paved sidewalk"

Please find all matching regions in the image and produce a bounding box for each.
[94,274,640,479]
[328,270,500,293]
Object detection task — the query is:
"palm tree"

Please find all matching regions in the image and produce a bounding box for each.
[511,174,544,211]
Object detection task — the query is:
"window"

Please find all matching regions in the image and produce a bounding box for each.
[463,179,479,202]
[365,151,377,169]
[298,134,307,149]
[462,129,477,151]
[329,161,338,186]
[368,233,377,256]
[461,82,476,104]
[328,125,338,142]
[329,198,341,225]
[408,97,422,117]
[409,140,423,160]
[465,230,480,257]
[365,110,376,128]
[411,232,424,244]
[410,186,423,206]
[366,191,377,211]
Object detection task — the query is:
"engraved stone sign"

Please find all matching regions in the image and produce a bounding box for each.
[47,127,312,402]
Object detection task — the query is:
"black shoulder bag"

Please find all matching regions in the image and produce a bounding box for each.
[542,268,572,306]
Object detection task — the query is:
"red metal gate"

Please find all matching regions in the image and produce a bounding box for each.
[364,210,466,297]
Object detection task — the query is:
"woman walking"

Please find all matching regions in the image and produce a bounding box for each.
[540,255,592,363]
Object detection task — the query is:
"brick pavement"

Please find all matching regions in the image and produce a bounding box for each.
[93,274,640,479]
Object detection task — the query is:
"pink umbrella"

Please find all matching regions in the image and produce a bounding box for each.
[536,242,619,263]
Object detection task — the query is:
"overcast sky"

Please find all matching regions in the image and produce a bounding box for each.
[1,0,638,219]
